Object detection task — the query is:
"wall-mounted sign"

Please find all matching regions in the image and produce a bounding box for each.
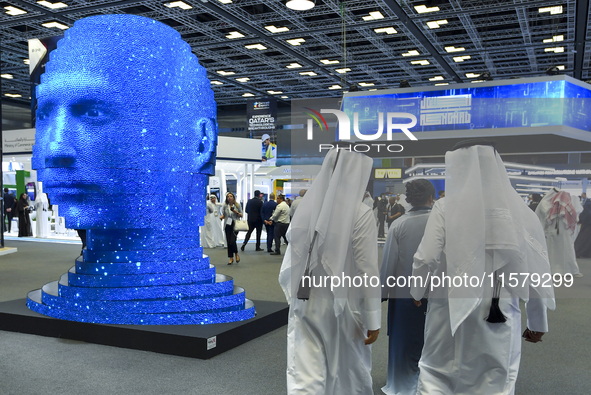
[3,129,35,154]
[375,168,402,179]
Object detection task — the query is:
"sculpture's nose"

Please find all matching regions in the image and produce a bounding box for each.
[43,107,77,168]
[45,141,76,168]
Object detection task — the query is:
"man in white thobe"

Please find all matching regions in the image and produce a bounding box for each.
[535,189,582,276]
[200,195,216,248]
[279,149,381,395]
[411,140,555,395]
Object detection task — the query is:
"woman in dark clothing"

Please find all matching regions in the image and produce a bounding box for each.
[220,192,243,265]
[575,200,591,258]
[17,193,32,237]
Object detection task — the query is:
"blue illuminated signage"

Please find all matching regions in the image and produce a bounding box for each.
[341,78,591,137]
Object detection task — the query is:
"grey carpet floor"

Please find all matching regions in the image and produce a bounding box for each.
[0,239,589,395]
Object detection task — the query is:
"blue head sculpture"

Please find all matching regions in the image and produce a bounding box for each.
[27,15,254,325]
[33,15,217,230]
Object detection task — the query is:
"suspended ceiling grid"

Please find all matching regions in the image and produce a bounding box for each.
[0,0,587,108]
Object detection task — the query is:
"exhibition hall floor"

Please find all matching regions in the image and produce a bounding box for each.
[0,238,589,395]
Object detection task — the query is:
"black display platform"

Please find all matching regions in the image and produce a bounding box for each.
[0,298,288,359]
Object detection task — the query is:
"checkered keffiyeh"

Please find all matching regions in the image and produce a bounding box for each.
[548,191,577,235]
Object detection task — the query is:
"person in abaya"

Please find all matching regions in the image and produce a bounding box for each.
[380,179,435,395]
[575,200,591,258]
[535,189,582,277]
[17,193,33,237]
[278,149,381,395]
[220,192,242,265]
[411,140,555,395]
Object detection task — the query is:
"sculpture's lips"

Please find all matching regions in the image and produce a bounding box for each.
[43,180,101,193]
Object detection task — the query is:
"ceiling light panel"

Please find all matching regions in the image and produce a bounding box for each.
[539,6,562,14]
[226,31,245,39]
[299,71,318,76]
[410,60,430,65]
[328,85,341,90]
[335,68,351,74]
[445,46,465,53]
[4,6,27,15]
[374,27,397,34]
[37,1,68,9]
[545,47,564,53]
[286,62,303,68]
[402,50,420,57]
[287,38,305,46]
[363,11,385,21]
[164,1,192,10]
[426,20,447,29]
[236,77,250,82]
[265,25,289,33]
[429,76,444,81]
[245,43,267,50]
[321,59,339,65]
[41,21,69,29]
[453,55,471,62]
[543,35,564,43]
[415,5,440,13]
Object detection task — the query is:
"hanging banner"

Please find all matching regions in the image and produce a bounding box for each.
[29,36,63,127]
[247,99,277,165]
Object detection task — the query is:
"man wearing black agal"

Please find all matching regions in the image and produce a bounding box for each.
[242,190,264,252]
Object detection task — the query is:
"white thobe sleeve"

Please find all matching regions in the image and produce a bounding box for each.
[352,207,381,331]
[411,200,446,301]
[380,225,399,299]
[525,297,549,333]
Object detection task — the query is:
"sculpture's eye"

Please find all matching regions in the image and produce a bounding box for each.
[84,108,103,117]
[72,100,114,124]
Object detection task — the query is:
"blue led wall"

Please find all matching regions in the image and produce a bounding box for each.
[27,15,255,325]
[341,78,591,137]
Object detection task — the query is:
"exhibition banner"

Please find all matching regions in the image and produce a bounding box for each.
[247,98,278,165]
[247,98,277,135]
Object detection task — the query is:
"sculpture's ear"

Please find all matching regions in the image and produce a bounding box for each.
[195,117,218,175]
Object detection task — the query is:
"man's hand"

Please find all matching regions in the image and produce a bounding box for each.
[364,329,379,345]
[413,299,422,307]
[522,328,545,343]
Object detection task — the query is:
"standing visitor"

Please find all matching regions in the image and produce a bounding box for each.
[262,193,278,253]
[535,189,583,277]
[380,179,435,395]
[242,190,264,252]
[266,194,290,256]
[17,193,33,237]
[220,192,242,265]
[279,149,381,395]
[411,140,555,395]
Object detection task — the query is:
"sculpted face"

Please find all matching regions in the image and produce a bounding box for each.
[32,15,217,229]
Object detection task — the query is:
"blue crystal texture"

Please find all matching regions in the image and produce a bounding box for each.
[26,15,255,325]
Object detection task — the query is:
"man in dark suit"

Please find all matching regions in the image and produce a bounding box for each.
[261,192,278,253]
[242,190,264,251]
[3,188,16,233]
[387,195,405,229]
